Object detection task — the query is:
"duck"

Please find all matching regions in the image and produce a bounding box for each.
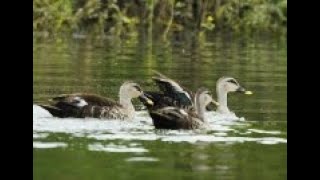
[38,82,153,120]
[141,71,251,116]
[215,76,252,115]
[142,71,219,110]
[140,88,214,130]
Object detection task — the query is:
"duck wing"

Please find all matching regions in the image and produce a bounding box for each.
[146,71,193,108]
[52,93,122,107]
[39,93,123,118]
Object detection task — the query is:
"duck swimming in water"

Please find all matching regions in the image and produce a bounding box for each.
[140,88,214,130]
[38,82,152,120]
[215,76,252,115]
[140,71,251,120]
[141,71,219,110]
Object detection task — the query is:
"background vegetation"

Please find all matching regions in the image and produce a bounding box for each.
[33,0,287,39]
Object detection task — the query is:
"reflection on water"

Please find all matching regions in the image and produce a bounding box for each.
[33,35,286,180]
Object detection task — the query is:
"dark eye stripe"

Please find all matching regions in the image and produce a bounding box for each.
[133,85,142,91]
[227,79,237,84]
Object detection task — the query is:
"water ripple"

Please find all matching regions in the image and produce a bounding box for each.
[33,105,287,146]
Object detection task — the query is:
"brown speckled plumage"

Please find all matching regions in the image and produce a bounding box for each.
[38,82,149,120]
[141,87,213,130]
[39,94,128,119]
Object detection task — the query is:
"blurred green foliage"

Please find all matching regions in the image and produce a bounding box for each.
[33,0,287,38]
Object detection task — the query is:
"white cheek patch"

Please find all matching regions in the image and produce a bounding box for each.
[73,97,88,107]
[78,100,88,107]
[130,88,141,97]
[223,84,228,91]
[232,84,240,91]
[77,99,88,107]
[224,83,239,92]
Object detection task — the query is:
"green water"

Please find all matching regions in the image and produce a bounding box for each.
[33,34,287,180]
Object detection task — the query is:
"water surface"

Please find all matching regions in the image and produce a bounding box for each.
[33,34,287,180]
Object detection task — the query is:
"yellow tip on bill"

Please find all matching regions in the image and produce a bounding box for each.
[244,91,253,95]
[147,99,154,106]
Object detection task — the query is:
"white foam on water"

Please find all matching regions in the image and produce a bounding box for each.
[33,133,49,139]
[33,105,53,118]
[33,108,286,145]
[161,135,287,144]
[247,129,282,135]
[256,137,287,144]
[214,132,228,136]
[87,133,159,141]
[88,143,148,153]
[33,141,68,149]
[125,157,159,162]
[205,111,243,122]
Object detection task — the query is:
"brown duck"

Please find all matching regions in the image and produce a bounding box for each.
[38,82,152,120]
[140,88,215,130]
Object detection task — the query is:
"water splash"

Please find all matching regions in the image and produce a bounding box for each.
[33,104,287,151]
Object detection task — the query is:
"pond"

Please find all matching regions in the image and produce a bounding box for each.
[33,34,287,180]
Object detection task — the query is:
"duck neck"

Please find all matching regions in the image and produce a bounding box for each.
[195,96,206,122]
[119,92,135,119]
[217,87,230,114]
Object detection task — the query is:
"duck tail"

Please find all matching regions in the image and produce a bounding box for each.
[38,104,64,118]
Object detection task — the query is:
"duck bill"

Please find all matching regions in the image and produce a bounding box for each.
[212,100,219,106]
[236,86,253,95]
[139,93,154,106]
[236,86,246,93]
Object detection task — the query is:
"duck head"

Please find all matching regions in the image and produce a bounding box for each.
[217,77,249,94]
[196,89,217,108]
[194,88,218,120]
[216,76,252,114]
[120,81,154,105]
